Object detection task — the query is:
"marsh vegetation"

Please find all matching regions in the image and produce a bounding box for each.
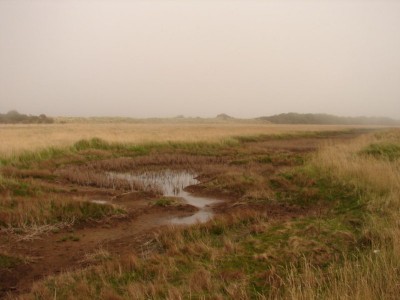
[0,123,398,299]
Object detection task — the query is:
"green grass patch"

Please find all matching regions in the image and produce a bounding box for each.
[360,142,400,161]
[272,167,361,208]
[152,198,175,207]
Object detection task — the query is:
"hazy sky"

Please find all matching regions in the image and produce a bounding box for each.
[0,0,399,118]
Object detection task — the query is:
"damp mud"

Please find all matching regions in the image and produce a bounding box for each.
[108,170,222,225]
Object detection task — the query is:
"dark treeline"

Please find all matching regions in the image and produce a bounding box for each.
[0,110,54,124]
[257,113,400,125]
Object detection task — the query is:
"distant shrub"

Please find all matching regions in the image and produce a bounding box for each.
[257,113,399,125]
[0,110,54,124]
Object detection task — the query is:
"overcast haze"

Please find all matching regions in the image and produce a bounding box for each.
[0,0,399,118]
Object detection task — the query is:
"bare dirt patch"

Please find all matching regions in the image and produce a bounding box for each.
[0,201,198,297]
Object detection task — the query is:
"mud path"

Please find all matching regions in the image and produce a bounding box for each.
[0,206,204,297]
[0,172,221,298]
[1,212,159,295]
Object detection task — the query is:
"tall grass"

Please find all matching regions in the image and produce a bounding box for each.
[279,129,400,299]
[281,250,399,300]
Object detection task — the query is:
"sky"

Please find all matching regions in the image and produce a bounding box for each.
[0,0,399,119]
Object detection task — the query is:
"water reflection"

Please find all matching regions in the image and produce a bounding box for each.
[108,170,220,224]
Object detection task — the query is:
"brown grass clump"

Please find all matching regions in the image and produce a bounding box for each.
[0,193,124,231]
[189,267,213,293]
[0,166,53,180]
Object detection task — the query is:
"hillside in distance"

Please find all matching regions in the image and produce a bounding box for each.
[2,110,398,126]
[257,113,400,125]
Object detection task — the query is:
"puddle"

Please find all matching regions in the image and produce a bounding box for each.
[108,170,221,225]
[90,200,109,205]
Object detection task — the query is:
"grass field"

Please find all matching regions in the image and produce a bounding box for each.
[0,122,399,299]
[0,122,372,157]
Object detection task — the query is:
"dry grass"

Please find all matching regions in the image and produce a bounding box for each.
[314,130,400,244]
[0,122,371,157]
[5,223,73,242]
[279,129,400,299]
[0,194,124,229]
[81,248,112,265]
[283,251,400,300]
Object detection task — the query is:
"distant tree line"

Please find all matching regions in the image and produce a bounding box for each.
[257,113,400,125]
[0,110,54,124]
